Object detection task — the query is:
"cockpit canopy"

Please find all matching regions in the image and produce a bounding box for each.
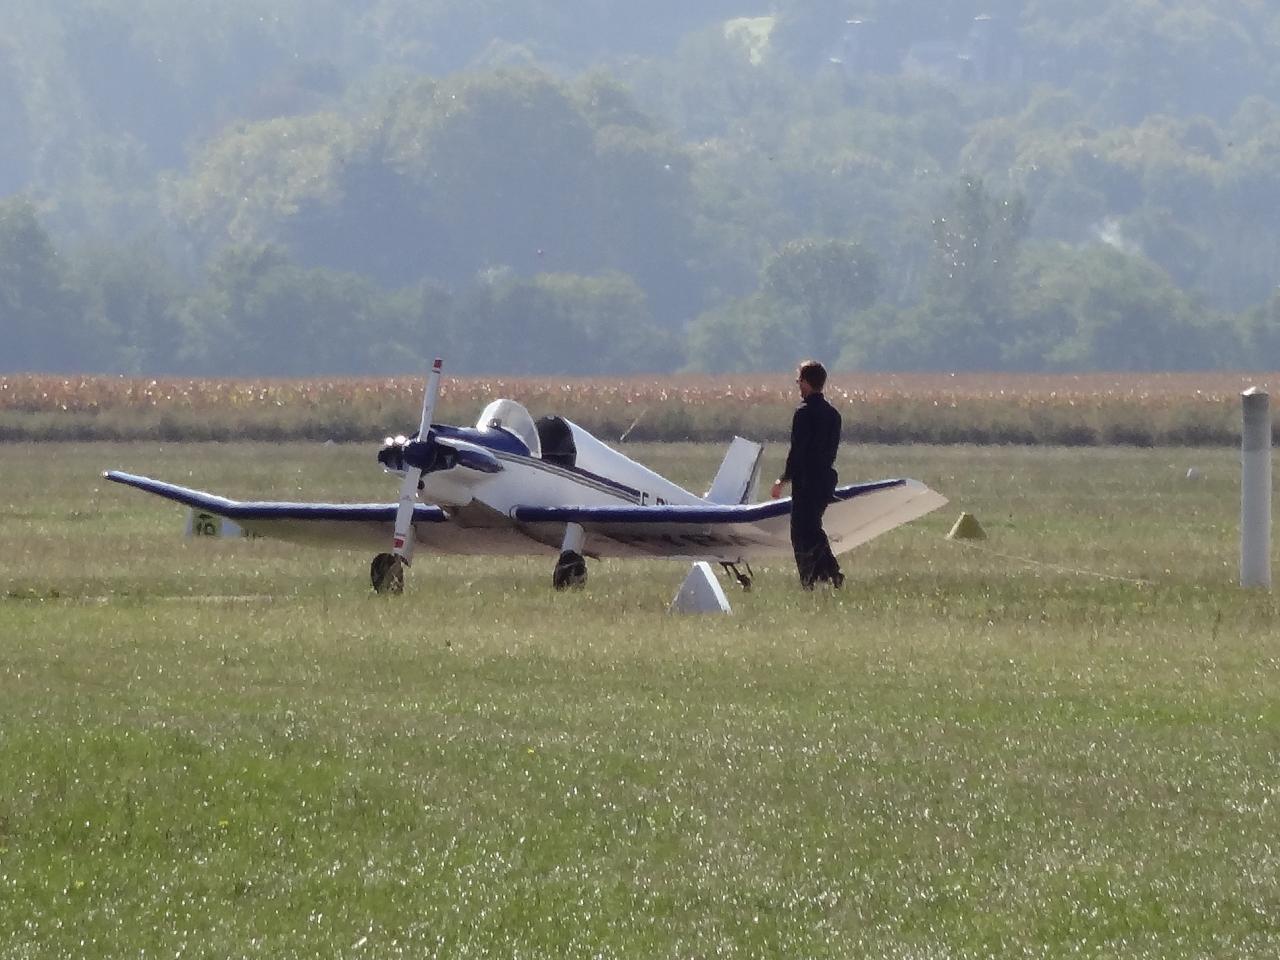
[476,399,542,459]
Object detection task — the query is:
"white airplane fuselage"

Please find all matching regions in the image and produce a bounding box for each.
[379,397,704,516]
[416,422,703,514]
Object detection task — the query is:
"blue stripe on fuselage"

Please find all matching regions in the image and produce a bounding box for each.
[431,424,531,457]
[431,424,644,502]
[493,453,643,502]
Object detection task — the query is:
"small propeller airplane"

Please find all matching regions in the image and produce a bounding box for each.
[105,359,948,594]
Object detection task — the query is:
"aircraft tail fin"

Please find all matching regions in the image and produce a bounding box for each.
[704,436,764,505]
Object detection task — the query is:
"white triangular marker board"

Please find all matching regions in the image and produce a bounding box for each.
[670,561,733,614]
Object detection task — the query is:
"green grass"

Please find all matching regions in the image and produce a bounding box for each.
[2,442,1279,957]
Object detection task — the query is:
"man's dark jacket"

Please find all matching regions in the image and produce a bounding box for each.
[780,392,841,495]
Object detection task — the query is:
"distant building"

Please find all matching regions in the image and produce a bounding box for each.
[831,20,897,78]
[835,13,1023,86]
[967,15,1023,84]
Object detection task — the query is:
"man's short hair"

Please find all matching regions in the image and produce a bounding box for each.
[798,360,827,391]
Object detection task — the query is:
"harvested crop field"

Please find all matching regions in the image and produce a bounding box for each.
[2,372,1278,445]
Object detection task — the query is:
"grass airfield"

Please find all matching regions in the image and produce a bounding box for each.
[2,441,1279,958]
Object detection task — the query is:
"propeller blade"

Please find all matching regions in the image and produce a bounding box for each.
[392,467,420,560]
[392,358,444,563]
[418,357,443,438]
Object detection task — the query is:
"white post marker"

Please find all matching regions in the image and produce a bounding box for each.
[669,562,733,614]
[1241,386,1271,589]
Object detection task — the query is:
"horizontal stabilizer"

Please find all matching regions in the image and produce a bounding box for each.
[816,478,948,552]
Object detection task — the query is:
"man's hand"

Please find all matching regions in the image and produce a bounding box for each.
[770,479,786,499]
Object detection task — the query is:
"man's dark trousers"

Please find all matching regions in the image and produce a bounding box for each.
[790,474,841,586]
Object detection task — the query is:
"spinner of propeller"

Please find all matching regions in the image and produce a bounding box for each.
[376,434,443,474]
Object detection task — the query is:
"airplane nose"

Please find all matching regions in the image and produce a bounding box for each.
[377,440,404,471]
[402,438,437,472]
[378,436,449,474]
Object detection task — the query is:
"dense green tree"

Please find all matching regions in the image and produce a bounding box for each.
[761,239,881,359]
[868,180,1030,370]
[846,240,1221,372]
[177,70,705,320]
[173,112,357,250]
[1012,243,1218,371]
[1234,293,1280,371]
[834,302,911,370]
[0,199,92,372]
[385,71,599,277]
[925,178,1029,319]
[72,241,188,374]
[457,270,678,374]
[685,294,808,373]
[179,245,389,376]
[373,281,459,373]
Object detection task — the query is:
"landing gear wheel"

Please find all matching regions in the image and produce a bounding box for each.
[552,550,588,591]
[371,552,405,595]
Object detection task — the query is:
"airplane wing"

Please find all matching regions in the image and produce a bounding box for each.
[511,478,947,561]
[107,470,946,562]
[104,471,450,551]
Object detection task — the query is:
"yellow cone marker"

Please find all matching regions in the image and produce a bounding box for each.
[946,512,987,540]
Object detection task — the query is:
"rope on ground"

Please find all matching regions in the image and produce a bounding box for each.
[947,537,1155,587]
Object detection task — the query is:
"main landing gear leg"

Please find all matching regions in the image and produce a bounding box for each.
[720,560,753,591]
[371,552,405,595]
[553,523,588,591]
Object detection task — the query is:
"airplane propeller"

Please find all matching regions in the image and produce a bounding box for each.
[372,357,443,593]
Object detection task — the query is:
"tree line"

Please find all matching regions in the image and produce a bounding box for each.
[6,182,1274,376]
[3,0,1280,374]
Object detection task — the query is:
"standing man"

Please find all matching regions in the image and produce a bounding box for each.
[770,360,844,588]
